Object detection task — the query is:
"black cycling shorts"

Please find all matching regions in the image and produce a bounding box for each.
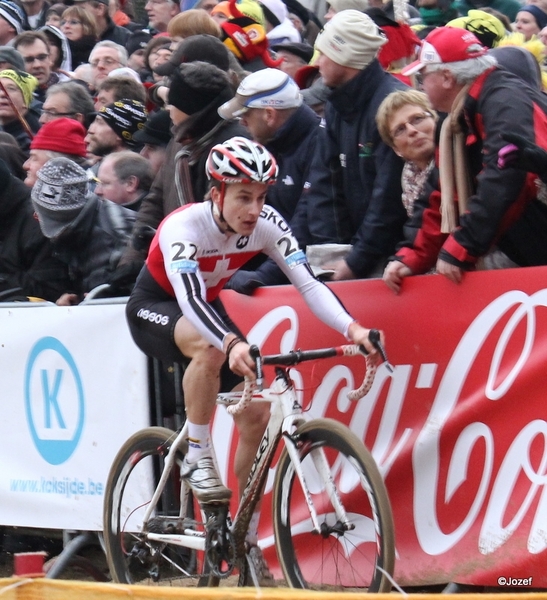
[126,266,244,392]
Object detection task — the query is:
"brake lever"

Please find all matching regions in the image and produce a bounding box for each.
[360,329,393,373]
[249,344,264,391]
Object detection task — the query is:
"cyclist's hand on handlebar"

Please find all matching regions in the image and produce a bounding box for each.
[347,323,385,364]
[226,340,256,379]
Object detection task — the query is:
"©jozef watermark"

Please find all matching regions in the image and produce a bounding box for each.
[498,576,533,586]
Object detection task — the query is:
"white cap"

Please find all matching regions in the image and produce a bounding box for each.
[218,68,302,120]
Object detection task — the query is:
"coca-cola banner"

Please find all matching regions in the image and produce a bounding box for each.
[219,266,547,587]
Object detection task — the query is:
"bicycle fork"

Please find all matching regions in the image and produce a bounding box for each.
[283,427,354,535]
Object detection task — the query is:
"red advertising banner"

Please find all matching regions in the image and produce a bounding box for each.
[219,266,547,588]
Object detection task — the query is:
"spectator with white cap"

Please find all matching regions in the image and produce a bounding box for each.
[218,67,320,292]
[304,9,407,280]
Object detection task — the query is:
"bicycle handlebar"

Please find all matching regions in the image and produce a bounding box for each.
[226,330,393,416]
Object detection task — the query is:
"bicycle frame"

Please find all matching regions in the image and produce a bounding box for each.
[139,364,351,559]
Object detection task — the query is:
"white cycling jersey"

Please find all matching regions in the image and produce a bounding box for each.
[146,201,355,350]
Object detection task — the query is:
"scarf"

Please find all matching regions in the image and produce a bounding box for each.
[401,159,435,216]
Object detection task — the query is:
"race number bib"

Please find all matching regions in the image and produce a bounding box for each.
[169,241,198,275]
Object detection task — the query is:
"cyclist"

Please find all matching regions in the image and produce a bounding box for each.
[126,136,384,512]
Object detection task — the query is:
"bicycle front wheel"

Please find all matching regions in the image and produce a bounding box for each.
[103,426,218,587]
[273,418,395,592]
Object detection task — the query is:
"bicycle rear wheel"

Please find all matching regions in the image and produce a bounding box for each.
[103,426,219,587]
[273,418,395,592]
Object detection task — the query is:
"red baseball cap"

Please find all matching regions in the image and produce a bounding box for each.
[402,26,488,76]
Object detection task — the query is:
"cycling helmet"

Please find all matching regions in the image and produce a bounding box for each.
[206,136,278,185]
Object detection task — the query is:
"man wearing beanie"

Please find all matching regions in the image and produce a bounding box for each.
[303,9,407,280]
[23,117,88,187]
[85,98,147,159]
[118,60,248,273]
[31,156,135,305]
[0,68,40,154]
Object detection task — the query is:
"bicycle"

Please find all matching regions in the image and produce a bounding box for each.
[103,331,396,591]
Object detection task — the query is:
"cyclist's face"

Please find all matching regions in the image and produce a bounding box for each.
[212,182,268,236]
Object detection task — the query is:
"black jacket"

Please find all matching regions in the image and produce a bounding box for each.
[0,168,70,301]
[304,60,408,278]
[101,17,131,45]
[52,195,135,297]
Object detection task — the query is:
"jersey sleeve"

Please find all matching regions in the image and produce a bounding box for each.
[158,216,232,350]
[260,208,355,338]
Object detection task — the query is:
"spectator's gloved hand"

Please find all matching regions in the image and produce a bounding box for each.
[499,133,547,174]
[109,261,143,294]
[224,270,263,295]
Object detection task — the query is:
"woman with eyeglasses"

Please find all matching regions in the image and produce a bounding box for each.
[60,5,99,67]
[375,89,441,294]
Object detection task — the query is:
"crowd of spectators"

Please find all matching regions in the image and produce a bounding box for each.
[2,0,547,561]
[0,0,545,309]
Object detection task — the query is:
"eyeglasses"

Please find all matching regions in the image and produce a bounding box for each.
[60,19,82,26]
[42,109,77,118]
[390,112,433,140]
[90,57,121,68]
[23,53,50,64]
[146,0,171,5]
[414,69,436,87]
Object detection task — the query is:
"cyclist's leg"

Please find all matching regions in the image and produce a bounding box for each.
[232,402,270,498]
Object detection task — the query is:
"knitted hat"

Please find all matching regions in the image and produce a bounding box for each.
[98,99,147,149]
[446,9,507,48]
[154,34,231,77]
[518,5,547,30]
[30,118,87,157]
[0,1,26,34]
[218,68,302,119]
[133,109,172,147]
[402,26,488,75]
[0,46,24,71]
[167,61,233,116]
[0,69,38,107]
[126,30,152,57]
[31,157,89,240]
[315,10,387,70]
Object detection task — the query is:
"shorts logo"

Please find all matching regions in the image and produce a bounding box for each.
[137,309,170,326]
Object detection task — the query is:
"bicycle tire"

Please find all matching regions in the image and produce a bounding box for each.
[103,426,220,587]
[273,418,395,592]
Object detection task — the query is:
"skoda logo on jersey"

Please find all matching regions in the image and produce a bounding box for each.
[236,236,250,249]
[24,337,85,466]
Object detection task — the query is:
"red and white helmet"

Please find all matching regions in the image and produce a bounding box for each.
[206,136,278,185]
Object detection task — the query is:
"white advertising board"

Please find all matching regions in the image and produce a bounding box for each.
[0,303,150,531]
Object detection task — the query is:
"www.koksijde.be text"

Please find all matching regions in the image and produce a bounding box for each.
[10,476,104,497]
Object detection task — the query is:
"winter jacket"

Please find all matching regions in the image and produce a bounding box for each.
[439,67,547,269]
[396,66,547,272]
[100,17,131,45]
[0,168,70,301]
[304,59,408,278]
[52,195,135,297]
